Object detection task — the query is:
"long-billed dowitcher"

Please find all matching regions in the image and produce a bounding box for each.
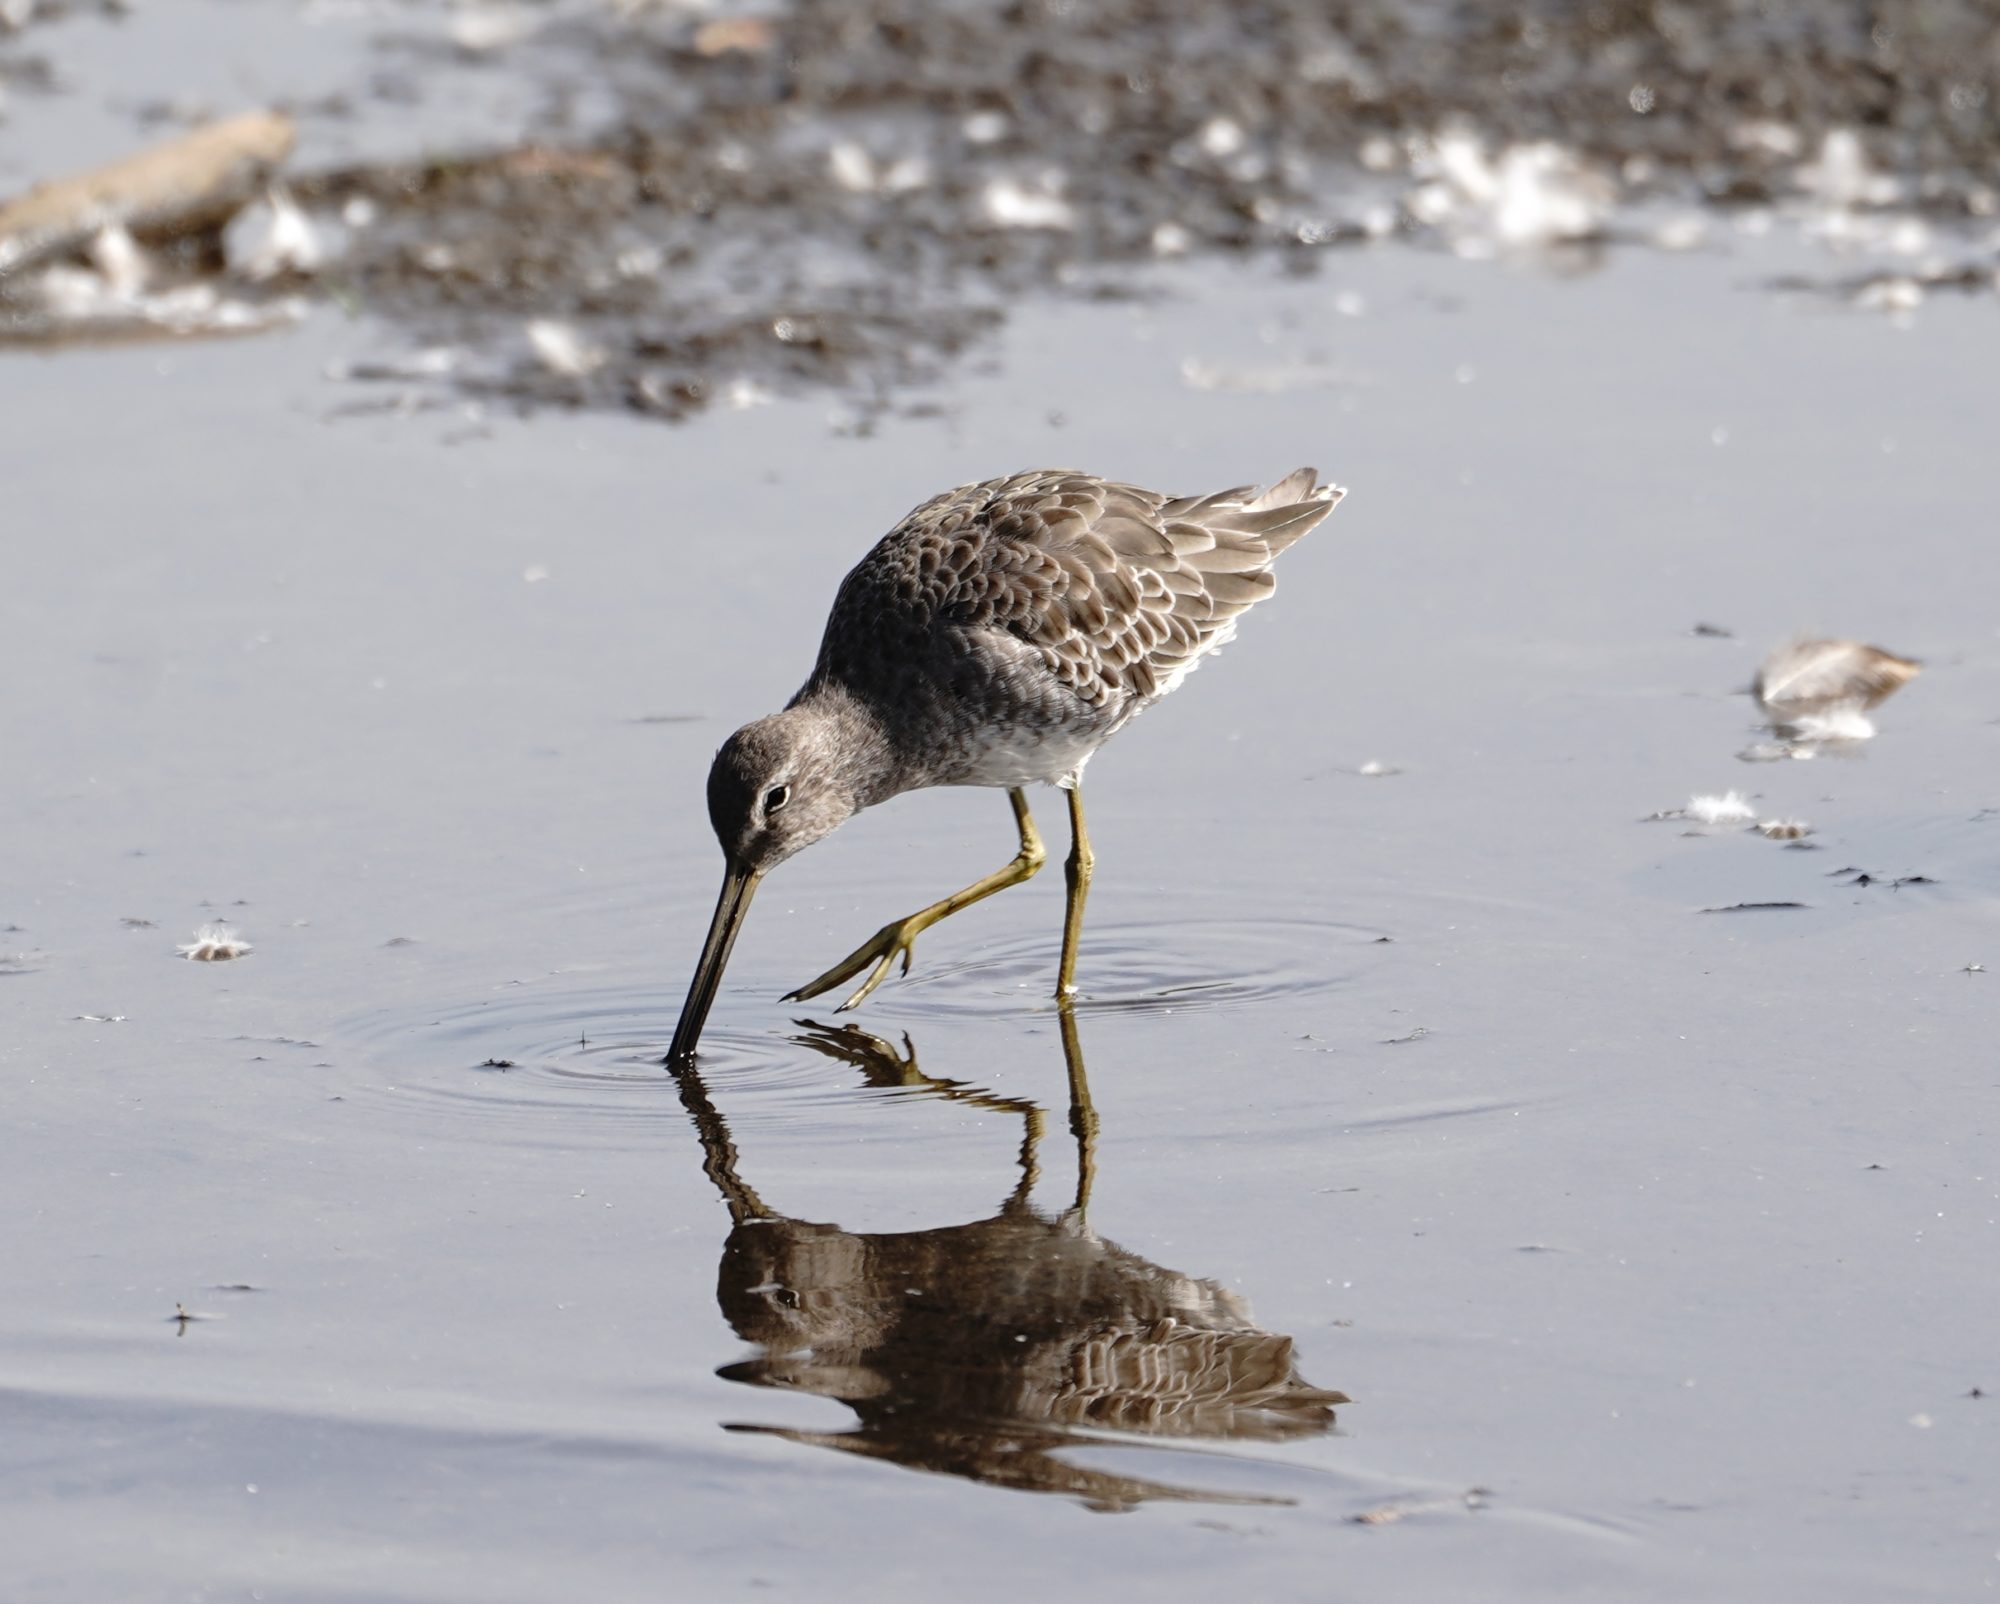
[667,466,1345,1061]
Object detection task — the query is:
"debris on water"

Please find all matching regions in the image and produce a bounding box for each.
[1650,214,1709,252]
[1675,792,1754,827]
[1750,637,1921,757]
[1784,706,1880,744]
[1833,868,1939,890]
[74,1013,127,1022]
[1380,1026,1429,1045]
[1179,358,1346,394]
[177,923,252,961]
[1756,639,1921,722]
[1794,130,1900,210]
[449,2,538,55]
[1854,276,1924,317]
[827,142,928,196]
[691,15,776,57]
[1757,818,1812,840]
[1964,963,1986,975]
[979,171,1076,231]
[120,916,156,928]
[1404,127,1613,254]
[1700,901,1808,913]
[1688,621,1734,639]
[1356,760,1401,778]
[84,222,147,296]
[0,109,295,275]
[168,1302,218,1331]
[16,240,308,343]
[1352,1488,1489,1525]
[327,346,463,383]
[221,187,329,281]
[477,1057,517,1070]
[526,318,606,377]
[1832,868,1936,892]
[961,110,1010,146]
[1736,738,1813,764]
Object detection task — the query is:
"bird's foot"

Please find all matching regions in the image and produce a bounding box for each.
[781,917,925,1012]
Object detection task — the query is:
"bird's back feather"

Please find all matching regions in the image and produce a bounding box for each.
[804,467,1344,787]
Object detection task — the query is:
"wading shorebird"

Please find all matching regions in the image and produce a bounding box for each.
[667,466,1345,1062]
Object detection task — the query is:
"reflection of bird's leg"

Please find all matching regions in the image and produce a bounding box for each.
[1056,786,1094,998]
[1058,999,1098,1219]
[785,787,1046,1012]
[791,1018,1047,1214]
[668,1062,772,1226]
[1008,1105,1046,1213]
[790,1021,927,1088]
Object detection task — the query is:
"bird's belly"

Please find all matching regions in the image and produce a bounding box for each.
[944,719,1110,789]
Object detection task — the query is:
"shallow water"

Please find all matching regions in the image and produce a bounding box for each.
[6,203,1999,1601]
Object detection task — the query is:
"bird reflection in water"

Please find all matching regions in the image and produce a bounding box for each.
[668,1008,1347,1510]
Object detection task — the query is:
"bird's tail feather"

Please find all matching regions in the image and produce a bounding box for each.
[1210,467,1345,558]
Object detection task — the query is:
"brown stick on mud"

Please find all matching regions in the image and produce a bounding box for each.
[0,111,296,277]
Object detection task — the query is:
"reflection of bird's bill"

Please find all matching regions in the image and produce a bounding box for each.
[667,862,760,1062]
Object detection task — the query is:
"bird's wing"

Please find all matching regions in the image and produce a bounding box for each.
[935,467,1346,708]
[809,468,1344,719]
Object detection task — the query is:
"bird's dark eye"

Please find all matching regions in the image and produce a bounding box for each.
[764,785,791,813]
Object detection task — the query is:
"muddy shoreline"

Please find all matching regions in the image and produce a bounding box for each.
[4,0,1996,420]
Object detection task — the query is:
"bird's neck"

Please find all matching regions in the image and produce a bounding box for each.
[783,682,905,809]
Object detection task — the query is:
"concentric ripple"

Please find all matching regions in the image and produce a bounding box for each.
[331,980,894,1151]
[327,911,1384,1150]
[860,915,1381,1021]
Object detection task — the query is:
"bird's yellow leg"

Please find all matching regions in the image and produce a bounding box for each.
[784,787,1046,1011]
[1055,785,1094,999]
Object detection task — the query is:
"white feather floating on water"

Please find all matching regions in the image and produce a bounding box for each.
[1755,638,1921,720]
[1744,637,1918,761]
[178,923,252,962]
[222,188,327,281]
[1686,791,1755,825]
[1786,706,1877,744]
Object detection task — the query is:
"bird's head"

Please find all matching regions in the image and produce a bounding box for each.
[669,702,878,1063]
[705,710,861,876]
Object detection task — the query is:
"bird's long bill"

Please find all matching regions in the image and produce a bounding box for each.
[667,862,761,1063]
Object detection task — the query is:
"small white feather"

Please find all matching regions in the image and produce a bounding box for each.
[178,923,252,961]
[1686,791,1755,825]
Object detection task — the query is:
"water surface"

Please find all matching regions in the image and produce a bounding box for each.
[4,200,1997,1600]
